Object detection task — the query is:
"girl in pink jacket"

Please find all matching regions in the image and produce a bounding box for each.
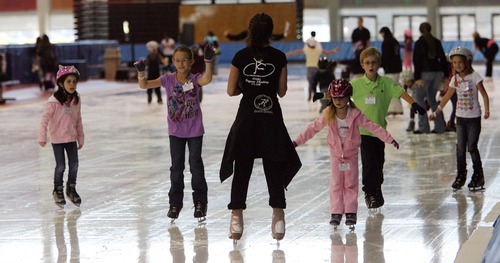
[39,65,84,208]
[293,79,399,229]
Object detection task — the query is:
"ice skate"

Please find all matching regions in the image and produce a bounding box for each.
[53,185,66,208]
[271,208,285,241]
[329,214,342,230]
[66,183,81,207]
[365,190,384,211]
[468,170,485,191]
[345,213,357,231]
[229,209,243,244]
[406,120,415,132]
[452,171,467,191]
[167,205,181,223]
[194,202,207,223]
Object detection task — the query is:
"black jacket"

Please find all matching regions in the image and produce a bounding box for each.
[413,36,449,80]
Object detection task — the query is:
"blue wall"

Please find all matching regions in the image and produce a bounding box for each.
[0,40,492,84]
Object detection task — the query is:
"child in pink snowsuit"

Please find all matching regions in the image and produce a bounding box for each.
[293,79,399,229]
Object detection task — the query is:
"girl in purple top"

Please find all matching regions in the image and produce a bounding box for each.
[134,45,215,222]
[39,65,84,208]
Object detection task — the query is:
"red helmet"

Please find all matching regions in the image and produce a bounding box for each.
[56,65,80,82]
[328,79,352,98]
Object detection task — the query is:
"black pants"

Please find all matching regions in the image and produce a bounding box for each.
[228,158,286,210]
[360,135,385,193]
[485,44,499,77]
[147,87,162,100]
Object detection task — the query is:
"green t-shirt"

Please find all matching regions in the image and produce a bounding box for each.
[350,75,404,136]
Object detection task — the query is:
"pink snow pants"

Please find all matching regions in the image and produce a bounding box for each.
[329,150,359,214]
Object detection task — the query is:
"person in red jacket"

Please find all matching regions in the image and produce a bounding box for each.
[293,79,399,230]
[38,65,84,208]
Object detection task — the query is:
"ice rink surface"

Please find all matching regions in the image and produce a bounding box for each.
[0,63,499,263]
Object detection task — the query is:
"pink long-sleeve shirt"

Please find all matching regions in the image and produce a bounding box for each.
[38,95,84,145]
[294,108,394,158]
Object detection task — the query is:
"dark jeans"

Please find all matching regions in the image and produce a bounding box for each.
[360,135,385,192]
[52,142,79,186]
[168,135,207,207]
[228,158,287,210]
[456,117,482,174]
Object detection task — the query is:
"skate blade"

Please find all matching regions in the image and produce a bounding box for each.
[469,186,485,192]
[55,203,65,208]
[197,217,206,223]
[347,225,356,231]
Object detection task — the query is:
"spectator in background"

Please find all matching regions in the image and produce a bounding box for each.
[351,17,371,52]
[286,31,340,101]
[412,22,449,134]
[35,34,57,91]
[403,29,414,71]
[379,27,403,116]
[472,31,499,81]
[161,33,176,73]
[145,41,165,104]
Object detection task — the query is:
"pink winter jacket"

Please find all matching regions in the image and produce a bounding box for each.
[38,95,84,145]
[294,108,394,158]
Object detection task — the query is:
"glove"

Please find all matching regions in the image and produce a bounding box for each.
[133,60,146,72]
[204,44,216,62]
[391,140,399,149]
[312,92,325,102]
[292,141,298,147]
[411,102,426,115]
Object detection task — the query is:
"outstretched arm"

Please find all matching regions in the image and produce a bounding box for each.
[429,88,456,121]
[285,49,303,57]
[322,46,340,56]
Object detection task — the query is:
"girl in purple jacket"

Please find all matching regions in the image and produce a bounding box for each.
[293,79,399,229]
[39,65,84,208]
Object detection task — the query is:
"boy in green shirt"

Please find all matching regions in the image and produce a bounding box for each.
[350,47,426,209]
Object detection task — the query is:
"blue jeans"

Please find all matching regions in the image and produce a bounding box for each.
[52,142,79,186]
[414,71,445,133]
[456,117,482,174]
[168,135,207,207]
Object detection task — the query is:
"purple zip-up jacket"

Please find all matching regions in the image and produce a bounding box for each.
[294,108,394,158]
[38,95,84,145]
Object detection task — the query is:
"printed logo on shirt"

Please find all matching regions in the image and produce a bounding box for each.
[254,94,273,114]
[242,58,275,87]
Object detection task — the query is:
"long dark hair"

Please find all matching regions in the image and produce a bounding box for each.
[379,27,394,40]
[419,22,437,58]
[54,74,79,105]
[246,13,274,59]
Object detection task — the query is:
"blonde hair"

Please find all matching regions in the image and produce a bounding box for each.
[322,98,357,125]
[359,47,381,64]
[146,41,158,52]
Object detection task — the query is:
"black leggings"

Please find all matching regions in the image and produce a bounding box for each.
[228,158,286,210]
